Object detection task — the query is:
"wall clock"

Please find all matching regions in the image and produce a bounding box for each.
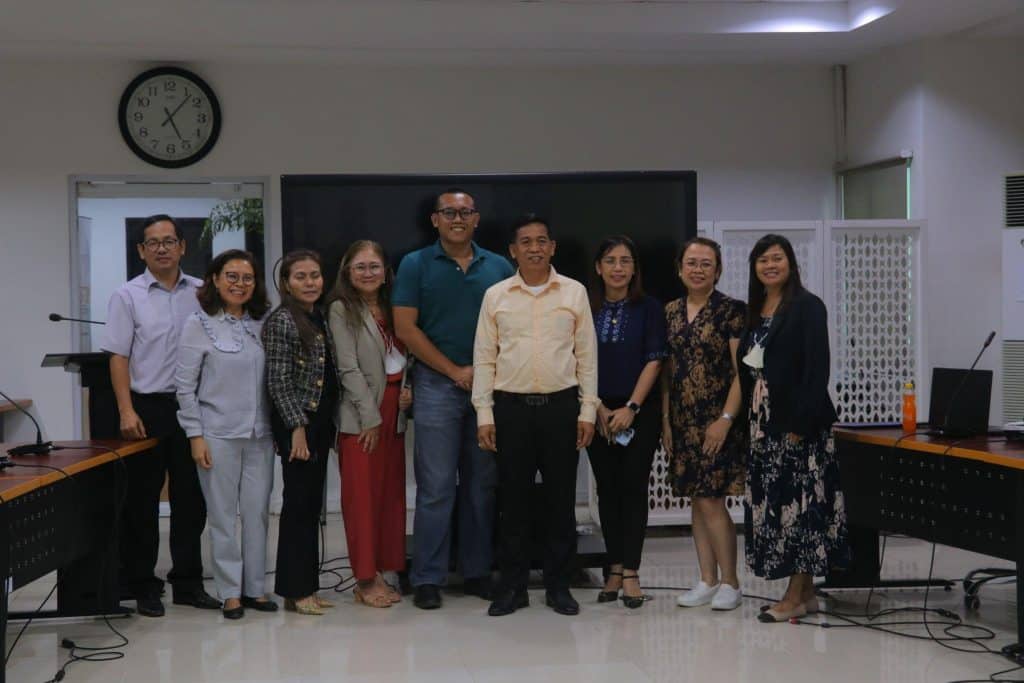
[118,66,221,168]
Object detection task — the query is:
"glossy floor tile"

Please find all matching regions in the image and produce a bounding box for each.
[5,515,1020,683]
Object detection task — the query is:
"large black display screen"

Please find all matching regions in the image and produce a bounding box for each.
[281,172,696,303]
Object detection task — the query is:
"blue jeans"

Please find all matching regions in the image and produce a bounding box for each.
[410,363,497,586]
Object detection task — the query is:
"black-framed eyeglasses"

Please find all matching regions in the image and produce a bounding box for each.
[142,237,181,251]
[435,207,478,220]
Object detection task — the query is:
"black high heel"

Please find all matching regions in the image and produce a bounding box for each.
[598,571,622,603]
[620,574,647,609]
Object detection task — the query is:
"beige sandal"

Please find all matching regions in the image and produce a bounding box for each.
[284,597,324,616]
[354,586,393,608]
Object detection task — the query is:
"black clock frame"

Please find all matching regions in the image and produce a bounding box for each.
[118,66,222,169]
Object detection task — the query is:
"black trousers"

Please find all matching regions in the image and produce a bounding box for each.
[494,388,579,593]
[120,392,206,596]
[586,398,660,570]
[273,412,333,599]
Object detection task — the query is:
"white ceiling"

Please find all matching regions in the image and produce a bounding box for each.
[0,0,1021,65]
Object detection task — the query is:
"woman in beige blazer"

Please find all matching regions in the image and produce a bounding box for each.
[327,240,412,608]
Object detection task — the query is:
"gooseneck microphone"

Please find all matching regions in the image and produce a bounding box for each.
[0,388,57,456]
[940,330,996,436]
[49,313,105,325]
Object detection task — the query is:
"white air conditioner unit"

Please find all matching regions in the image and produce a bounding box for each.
[1001,172,1024,422]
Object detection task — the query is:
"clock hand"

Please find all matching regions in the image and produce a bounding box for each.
[160,96,190,128]
[163,108,184,140]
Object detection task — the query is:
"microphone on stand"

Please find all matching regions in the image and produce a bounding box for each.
[49,313,105,325]
[0,388,57,456]
[940,330,996,436]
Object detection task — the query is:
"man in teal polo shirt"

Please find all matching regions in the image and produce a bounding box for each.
[394,188,514,610]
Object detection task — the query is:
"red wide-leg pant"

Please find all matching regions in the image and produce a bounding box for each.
[338,379,407,581]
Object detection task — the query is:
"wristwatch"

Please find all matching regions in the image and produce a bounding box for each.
[627,401,641,414]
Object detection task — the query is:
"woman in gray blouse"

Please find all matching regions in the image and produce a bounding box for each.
[175,249,277,620]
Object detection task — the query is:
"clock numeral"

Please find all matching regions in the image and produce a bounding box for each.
[133,112,144,122]
[197,113,208,124]
[182,140,192,151]
[150,140,159,150]
[192,97,203,108]
[139,127,149,138]
[148,85,158,96]
[136,96,151,108]
[184,87,192,98]
[195,128,203,138]
[164,80,177,92]
[166,143,177,155]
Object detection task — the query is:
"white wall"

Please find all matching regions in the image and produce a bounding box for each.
[847,37,1024,422]
[0,60,835,441]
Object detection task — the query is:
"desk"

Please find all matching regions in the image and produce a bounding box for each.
[832,427,1023,656]
[0,400,31,441]
[1,440,156,683]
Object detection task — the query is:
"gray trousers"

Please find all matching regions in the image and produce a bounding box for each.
[196,436,274,600]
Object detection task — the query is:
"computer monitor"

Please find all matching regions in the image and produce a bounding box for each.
[927,367,993,438]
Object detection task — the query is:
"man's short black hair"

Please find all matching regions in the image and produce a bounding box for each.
[434,188,474,211]
[509,213,552,243]
[138,214,183,243]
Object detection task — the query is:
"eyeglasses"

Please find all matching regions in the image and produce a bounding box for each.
[142,237,180,251]
[601,257,634,268]
[682,259,716,272]
[350,263,384,275]
[435,207,478,220]
[222,272,255,285]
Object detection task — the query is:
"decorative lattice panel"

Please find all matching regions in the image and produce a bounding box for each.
[718,229,820,301]
[830,230,917,423]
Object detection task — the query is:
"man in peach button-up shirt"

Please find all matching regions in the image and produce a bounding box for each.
[472,215,598,618]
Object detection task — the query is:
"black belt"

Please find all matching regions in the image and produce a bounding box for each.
[131,391,176,400]
[494,386,577,407]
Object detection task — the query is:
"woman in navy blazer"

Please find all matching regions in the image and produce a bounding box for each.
[737,234,847,623]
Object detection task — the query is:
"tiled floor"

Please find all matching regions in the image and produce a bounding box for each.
[5,516,1020,683]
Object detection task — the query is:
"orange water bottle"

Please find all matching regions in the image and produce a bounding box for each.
[902,381,917,433]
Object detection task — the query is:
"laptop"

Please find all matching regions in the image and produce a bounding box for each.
[927,367,993,438]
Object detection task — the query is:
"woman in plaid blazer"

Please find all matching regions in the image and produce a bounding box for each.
[263,249,342,615]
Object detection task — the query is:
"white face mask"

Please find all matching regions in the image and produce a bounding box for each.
[742,343,765,369]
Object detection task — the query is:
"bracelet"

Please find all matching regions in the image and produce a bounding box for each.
[720,412,734,422]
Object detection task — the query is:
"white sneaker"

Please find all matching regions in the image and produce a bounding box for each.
[710,584,742,611]
[676,581,719,607]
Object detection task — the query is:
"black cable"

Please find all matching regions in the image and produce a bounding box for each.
[3,583,57,665]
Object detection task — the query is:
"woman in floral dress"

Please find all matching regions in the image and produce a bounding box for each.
[663,237,747,611]
[737,234,848,623]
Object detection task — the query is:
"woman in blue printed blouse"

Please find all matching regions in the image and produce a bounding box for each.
[587,235,667,609]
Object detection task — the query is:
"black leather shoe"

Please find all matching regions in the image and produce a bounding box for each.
[222,604,244,620]
[463,576,494,601]
[545,589,580,615]
[136,595,165,618]
[488,590,529,617]
[413,584,442,610]
[241,596,279,612]
[173,588,222,610]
